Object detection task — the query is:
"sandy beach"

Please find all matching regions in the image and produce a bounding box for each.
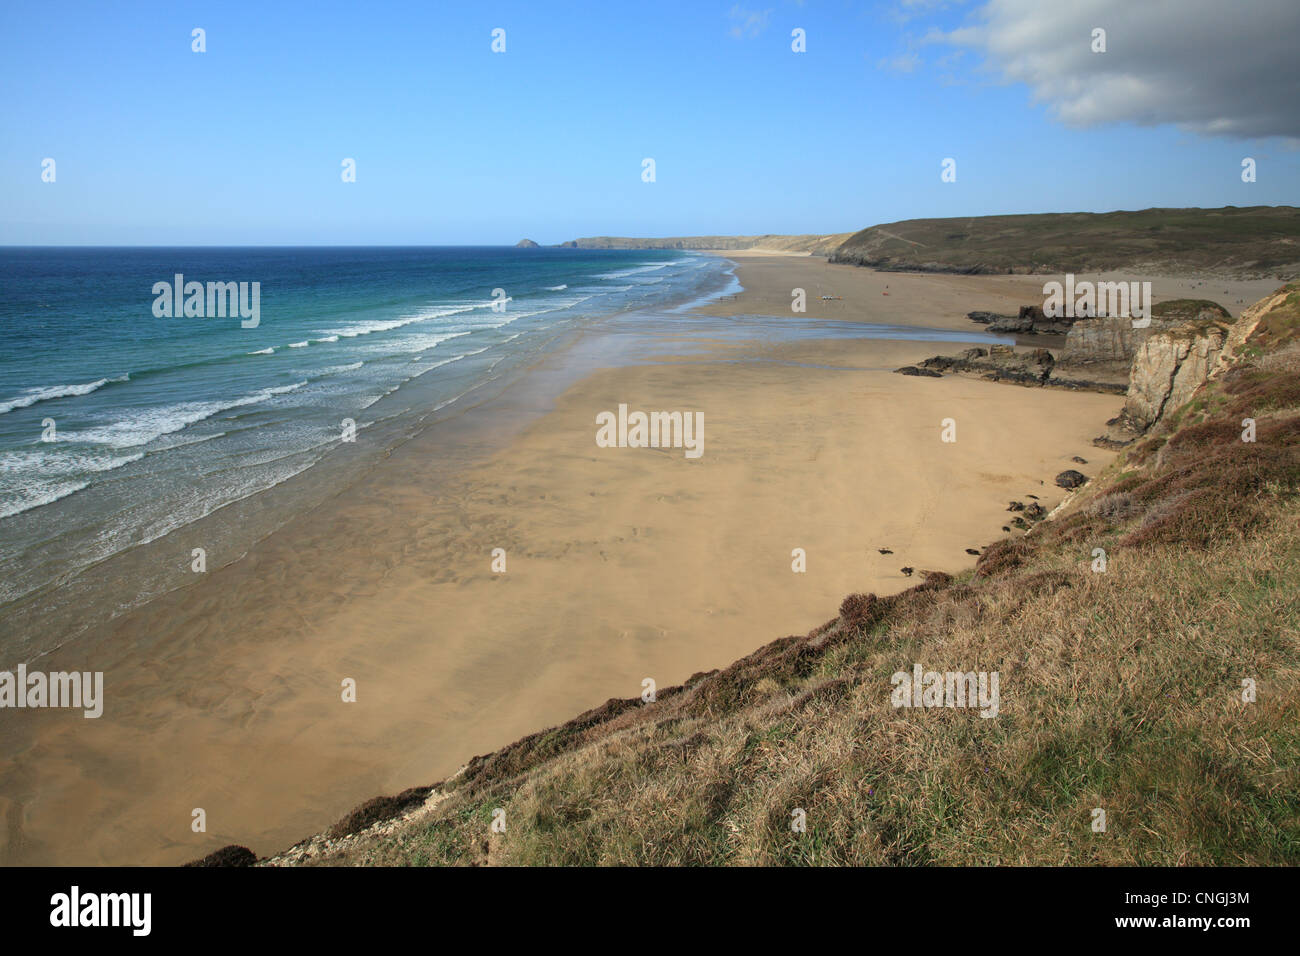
[697,251,1283,325]
[0,255,1136,865]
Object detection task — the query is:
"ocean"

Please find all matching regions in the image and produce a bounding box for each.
[0,247,736,657]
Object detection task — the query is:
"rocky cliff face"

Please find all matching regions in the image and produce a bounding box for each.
[1122,321,1229,430]
[1062,300,1231,369]
[935,297,1250,443]
[1115,285,1294,435]
[1220,283,1296,359]
[1062,316,1157,366]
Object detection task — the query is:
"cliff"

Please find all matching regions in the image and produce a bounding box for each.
[1061,300,1232,368]
[1122,284,1297,432]
[1122,321,1230,430]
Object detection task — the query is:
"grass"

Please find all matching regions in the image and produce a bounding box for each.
[831,207,1300,277]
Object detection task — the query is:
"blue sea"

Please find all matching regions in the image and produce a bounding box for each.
[0,247,736,648]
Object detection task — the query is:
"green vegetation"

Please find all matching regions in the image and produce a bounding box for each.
[831,207,1300,277]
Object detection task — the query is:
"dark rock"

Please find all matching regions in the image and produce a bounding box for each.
[1025,502,1047,520]
[1071,456,1088,464]
[894,366,943,377]
[900,567,914,577]
[184,845,258,867]
[878,548,893,554]
[920,344,1055,386]
[1092,436,1132,450]
[988,315,1034,333]
[1007,501,1025,512]
[978,304,1077,335]
[917,327,1135,393]
[1055,469,1088,489]
[965,548,980,556]
[1001,526,1011,532]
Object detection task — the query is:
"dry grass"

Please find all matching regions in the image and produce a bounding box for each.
[313,504,1298,866]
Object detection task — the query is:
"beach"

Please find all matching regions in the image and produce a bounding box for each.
[694,250,1283,324]
[0,254,1139,865]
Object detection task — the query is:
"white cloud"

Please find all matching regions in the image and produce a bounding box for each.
[933,0,1300,140]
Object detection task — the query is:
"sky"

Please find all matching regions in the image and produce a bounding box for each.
[2,0,1298,245]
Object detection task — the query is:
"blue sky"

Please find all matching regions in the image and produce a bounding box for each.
[2,0,1297,245]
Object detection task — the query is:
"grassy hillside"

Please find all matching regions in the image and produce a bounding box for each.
[830,206,1300,278]
[260,285,1300,868]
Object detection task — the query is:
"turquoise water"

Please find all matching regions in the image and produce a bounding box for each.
[0,246,733,639]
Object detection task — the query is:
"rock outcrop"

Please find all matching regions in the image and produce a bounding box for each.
[967,306,1074,335]
[1061,316,1155,366]
[901,345,1125,393]
[515,238,540,248]
[1061,299,1231,369]
[1103,284,1296,440]
[902,290,1286,449]
[1054,470,1088,489]
[1121,321,1229,430]
[903,345,1055,385]
[1220,284,1295,363]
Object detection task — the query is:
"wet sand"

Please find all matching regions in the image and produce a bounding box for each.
[0,257,1128,865]
[698,252,1282,323]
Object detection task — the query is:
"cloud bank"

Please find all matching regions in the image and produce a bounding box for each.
[936,0,1300,140]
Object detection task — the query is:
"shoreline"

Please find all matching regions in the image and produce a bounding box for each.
[2,256,1131,865]
[0,254,743,671]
